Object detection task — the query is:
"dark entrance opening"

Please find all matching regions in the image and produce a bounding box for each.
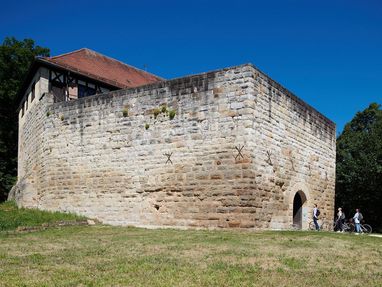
[293,192,303,229]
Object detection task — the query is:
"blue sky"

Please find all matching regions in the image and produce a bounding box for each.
[1,0,381,133]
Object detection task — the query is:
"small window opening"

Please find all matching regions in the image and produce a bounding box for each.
[78,81,96,98]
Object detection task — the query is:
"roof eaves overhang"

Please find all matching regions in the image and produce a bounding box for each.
[16,57,123,111]
[37,58,127,89]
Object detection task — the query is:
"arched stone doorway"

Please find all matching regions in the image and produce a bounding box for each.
[292,191,307,229]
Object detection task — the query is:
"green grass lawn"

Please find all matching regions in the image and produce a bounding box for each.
[0,203,381,286]
[0,201,85,231]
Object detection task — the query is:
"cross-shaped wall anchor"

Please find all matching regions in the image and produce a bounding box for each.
[265,150,273,166]
[234,145,245,160]
[164,152,173,164]
[290,157,295,171]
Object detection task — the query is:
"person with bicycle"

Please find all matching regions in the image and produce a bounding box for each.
[313,204,320,230]
[335,207,345,232]
[353,208,363,233]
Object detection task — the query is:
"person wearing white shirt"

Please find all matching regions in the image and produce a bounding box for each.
[336,207,345,232]
[353,208,362,233]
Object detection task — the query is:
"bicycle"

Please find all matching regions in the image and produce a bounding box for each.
[352,222,372,234]
[334,219,372,234]
[308,219,331,231]
[333,220,353,232]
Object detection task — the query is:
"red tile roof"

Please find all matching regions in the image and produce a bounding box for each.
[39,48,163,88]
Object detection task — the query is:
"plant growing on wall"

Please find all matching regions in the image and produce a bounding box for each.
[152,104,176,121]
[168,109,176,120]
[153,108,161,119]
[146,105,177,129]
[122,108,129,117]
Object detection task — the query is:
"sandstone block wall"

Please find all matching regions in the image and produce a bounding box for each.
[15,64,336,229]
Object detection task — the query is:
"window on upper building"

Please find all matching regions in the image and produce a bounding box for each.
[78,80,96,98]
[50,70,66,102]
[100,87,109,93]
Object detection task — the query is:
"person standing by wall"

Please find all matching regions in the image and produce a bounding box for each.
[313,204,320,230]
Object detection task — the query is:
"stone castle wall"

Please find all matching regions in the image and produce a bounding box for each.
[15,64,336,229]
[249,71,335,229]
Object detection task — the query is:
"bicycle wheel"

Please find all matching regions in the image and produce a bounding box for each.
[309,221,316,230]
[362,224,372,234]
[349,223,355,232]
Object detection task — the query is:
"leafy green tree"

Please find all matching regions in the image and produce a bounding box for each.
[0,37,49,201]
[336,103,382,232]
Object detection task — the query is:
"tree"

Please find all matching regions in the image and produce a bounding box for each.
[0,37,50,201]
[336,103,382,232]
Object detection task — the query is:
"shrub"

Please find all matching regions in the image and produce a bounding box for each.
[168,109,176,120]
